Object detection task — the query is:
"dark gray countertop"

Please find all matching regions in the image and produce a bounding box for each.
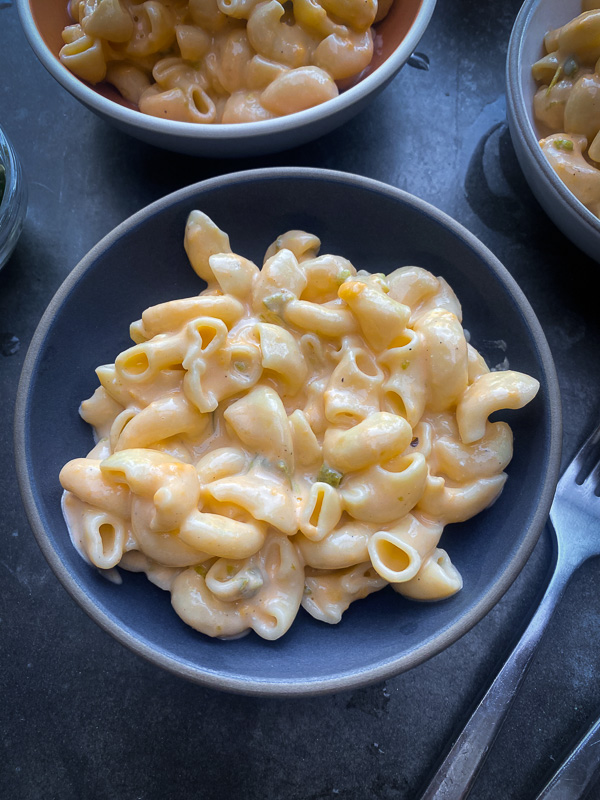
[2,1,600,798]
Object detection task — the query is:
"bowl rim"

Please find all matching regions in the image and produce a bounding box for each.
[16,0,437,142]
[14,166,562,696]
[506,0,600,238]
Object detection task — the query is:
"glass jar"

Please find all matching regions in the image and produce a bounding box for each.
[0,125,27,271]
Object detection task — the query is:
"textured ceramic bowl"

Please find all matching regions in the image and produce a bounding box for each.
[17,0,436,157]
[506,0,600,262]
[15,168,561,696]
[0,125,27,272]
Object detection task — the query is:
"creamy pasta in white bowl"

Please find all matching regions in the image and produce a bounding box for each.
[15,168,561,694]
[17,0,436,156]
[507,0,600,263]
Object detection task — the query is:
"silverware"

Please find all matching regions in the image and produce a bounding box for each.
[535,714,600,799]
[418,420,600,800]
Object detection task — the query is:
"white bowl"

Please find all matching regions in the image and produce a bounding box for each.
[17,0,436,158]
[506,0,600,262]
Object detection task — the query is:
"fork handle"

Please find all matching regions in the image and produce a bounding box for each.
[418,552,570,800]
[535,714,600,799]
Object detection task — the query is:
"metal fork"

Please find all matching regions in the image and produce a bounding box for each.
[418,420,600,800]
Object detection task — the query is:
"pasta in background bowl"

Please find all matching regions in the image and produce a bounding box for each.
[531,2,600,220]
[17,0,436,156]
[58,0,395,124]
[15,168,561,694]
[506,0,600,262]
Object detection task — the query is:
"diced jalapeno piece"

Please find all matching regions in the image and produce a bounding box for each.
[317,463,343,488]
[563,56,578,77]
[262,290,293,314]
[546,65,562,93]
[553,138,574,151]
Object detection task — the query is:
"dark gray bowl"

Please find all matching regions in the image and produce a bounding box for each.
[15,168,561,696]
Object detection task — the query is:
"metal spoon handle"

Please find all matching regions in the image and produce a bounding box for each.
[418,560,570,800]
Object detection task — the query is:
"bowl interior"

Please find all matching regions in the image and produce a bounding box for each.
[17,171,559,694]
[29,0,424,112]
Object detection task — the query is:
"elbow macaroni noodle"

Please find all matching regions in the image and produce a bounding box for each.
[60,211,540,640]
[532,2,600,218]
[59,0,394,123]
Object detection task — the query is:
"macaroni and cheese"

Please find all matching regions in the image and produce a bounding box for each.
[60,0,394,123]
[59,212,539,640]
[532,2,600,218]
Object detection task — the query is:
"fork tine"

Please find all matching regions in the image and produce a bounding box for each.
[584,459,600,496]
[559,420,600,488]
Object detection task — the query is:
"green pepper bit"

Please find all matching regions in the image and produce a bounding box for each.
[563,56,579,78]
[553,138,574,151]
[546,63,563,94]
[262,289,293,314]
[317,463,343,488]
[336,268,352,285]
[276,458,293,482]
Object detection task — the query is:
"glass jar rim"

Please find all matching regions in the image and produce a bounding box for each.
[0,126,21,222]
[0,124,27,271]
